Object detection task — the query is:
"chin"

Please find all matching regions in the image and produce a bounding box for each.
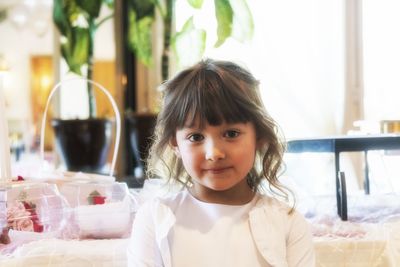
[206,182,237,192]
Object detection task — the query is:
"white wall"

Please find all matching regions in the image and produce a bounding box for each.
[94,6,116,60]
[0,19,53,122]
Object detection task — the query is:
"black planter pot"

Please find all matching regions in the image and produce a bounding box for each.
[125,113,157,178]
[51,118,113,174]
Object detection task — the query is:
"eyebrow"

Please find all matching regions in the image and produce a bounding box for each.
[182,121,249,130]
[183,127,203,133]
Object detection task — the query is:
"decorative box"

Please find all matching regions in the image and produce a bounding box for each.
[59,181,137,239]
[0,181,70,254]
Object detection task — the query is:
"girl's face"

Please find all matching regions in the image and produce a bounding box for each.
[172,119,259,204]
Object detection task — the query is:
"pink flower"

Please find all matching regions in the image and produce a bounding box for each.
[7,201,34,232]
[15,217,34,232]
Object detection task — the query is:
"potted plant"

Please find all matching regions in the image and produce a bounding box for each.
[52,0,115,174]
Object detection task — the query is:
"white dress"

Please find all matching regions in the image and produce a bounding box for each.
[170,192,269,267]
[127,190,315,267]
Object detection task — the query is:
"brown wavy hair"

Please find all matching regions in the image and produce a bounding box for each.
[147,59,293,204]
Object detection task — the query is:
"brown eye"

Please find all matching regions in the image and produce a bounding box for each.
[224,130,240,138]
[188,133,204,142]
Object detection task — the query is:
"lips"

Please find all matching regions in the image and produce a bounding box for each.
[203,166,232,174]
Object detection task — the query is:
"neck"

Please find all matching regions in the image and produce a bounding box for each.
[190,180,256,205]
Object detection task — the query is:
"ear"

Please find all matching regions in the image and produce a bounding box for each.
[169,137,181,158]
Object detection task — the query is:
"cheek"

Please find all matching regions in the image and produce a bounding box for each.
[236,142,257,165]
[179,147,202,169]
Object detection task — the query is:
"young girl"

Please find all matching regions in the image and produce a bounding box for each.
[127,59,315,267]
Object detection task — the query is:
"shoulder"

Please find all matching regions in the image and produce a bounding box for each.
[252,194,309,230]
[254,197,315,266]
[254,194,292,214]
[249,195,314,266]
[135,190,187,221]
[132,190,187,244]
[159,189,189,208]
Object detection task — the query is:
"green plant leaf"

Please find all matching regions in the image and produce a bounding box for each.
[65,0,83,26]
[172,16,206,69]
[230,0,254,42]
[126,0,157,66]
[187,0,203,9]
[128,10,154,66]
[53,0,70,36]
[214,0,233,47]
[103,0,114,9]
[72,28,90,68]
[76,0,103,18]
[61,27,90,75]
[54,0,88,75]
[131,0,156,19]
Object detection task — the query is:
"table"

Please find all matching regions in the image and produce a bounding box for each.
[286,134,400,220]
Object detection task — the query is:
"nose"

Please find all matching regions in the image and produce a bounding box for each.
[205,140,225,161]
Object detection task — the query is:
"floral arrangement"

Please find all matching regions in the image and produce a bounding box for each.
[6,191,44,233]
[1,176,45,245]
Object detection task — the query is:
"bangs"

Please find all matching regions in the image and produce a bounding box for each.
[173,68,254,129]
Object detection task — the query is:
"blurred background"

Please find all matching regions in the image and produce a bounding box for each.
[1,0,400,194]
